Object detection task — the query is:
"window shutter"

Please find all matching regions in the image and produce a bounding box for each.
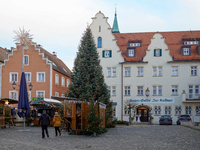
[154,49,156,56]
[189,48,191,56]
[102,50,105,57]
[134,49,136,57]
[109,50,112,57]
[160,49,162,56]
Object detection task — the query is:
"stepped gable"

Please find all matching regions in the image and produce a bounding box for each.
[0,47,9,63]
[114,30,200,62]
[114,32,155,62]
[39,47,71,77]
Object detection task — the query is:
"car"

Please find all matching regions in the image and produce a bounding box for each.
[176,115,191,125]
[159,115,172,125]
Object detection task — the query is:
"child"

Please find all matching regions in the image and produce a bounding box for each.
[53,112,62,136]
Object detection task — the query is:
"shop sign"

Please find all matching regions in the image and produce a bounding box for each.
[32,97,44,104]
[130,98,174,103]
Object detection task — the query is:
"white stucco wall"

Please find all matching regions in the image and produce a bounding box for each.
[90,12,124,120]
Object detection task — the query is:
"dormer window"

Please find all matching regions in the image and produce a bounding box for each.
[181,46,191,56]
[127,48,136,57]
[128,40,142,47]
[184,41,199,45]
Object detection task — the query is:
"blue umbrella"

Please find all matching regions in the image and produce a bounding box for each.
[18,72,30,118]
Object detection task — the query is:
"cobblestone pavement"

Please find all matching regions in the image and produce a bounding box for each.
[0,125,200,150]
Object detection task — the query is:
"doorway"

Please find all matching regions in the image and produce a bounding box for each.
[137,107,149,122]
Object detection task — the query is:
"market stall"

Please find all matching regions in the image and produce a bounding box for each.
[61,100,106,132]
[30,97,62,125]
[0,98,18,129]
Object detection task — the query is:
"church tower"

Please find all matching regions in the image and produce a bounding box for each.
[112,8,120,33]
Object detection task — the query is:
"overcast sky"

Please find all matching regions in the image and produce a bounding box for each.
[1,0,200,70]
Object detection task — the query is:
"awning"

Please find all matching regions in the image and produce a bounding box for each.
[44,98,62,104]
[0,98,18,104]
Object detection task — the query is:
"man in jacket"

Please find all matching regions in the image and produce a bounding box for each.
[38,110,50,138]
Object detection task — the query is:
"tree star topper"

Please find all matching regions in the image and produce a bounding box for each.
[13,27,33,45]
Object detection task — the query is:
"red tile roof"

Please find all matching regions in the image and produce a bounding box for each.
[0,47,9,63]
[114,30,200,62]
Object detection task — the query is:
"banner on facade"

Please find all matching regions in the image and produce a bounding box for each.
[130,98,174,103]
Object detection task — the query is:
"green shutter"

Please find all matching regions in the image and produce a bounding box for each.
[109,50,112,57]
[160,49,162,56]
[154,49,156,56]
[102,50,105,57]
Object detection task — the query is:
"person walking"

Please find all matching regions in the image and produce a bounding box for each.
[53,112,62,136]
[38,110,50,138]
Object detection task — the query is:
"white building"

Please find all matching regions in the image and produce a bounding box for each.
[90,11,200,124]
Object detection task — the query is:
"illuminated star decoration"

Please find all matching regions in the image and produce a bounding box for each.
[13,27,33,45]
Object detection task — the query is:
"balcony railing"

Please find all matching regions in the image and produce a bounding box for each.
[186,94,200,99]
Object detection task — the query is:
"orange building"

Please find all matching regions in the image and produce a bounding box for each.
[1,43,71,106]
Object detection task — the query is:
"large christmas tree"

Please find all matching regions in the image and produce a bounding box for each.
[67,28,113,127]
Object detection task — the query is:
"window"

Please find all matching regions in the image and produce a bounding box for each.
[153,67,157,76]
[102,50,112,58]
[55,92,59,97]
[98,37,102,47]
[152,66,162,77]
[153,86,162,95]
[196,105,200,114]
[125,86,130,96]
[67,79,70,87]
[107,86,111,95]
[23,55,29,65]
[137,86,143,95]
[172,85,178,95]
[112,68,116,77]
[154,106,161,115]
[128,41,142,47]
[154,49,162,56]
[158,86,162,95]
[25,72,31,82]
[189,85,199,99]
[137,67,143,77]
[61,77,65,87]
[28,91,31,101]
[183,48,190,55]
[189,85,193,99]
[153,86,157,95]
[185,106,192,115]
[191,66,197,76]
[112,86,116,96]
[124,106,130,115]
[113,106,116,117]
[184,41,199,45]
[165,106,171,115]
[9,91,18,100]
[55,74,59,85]
[99,26,101,32]
[175,106,182,115]
[10,72,18,82]
[124,67,130,77]
[128,49,135,57]
[37,72,45,82]
[158,67,162,76]
[36,91,45,97]
[172,66,178,76]
[61,94,65,97]
[107,68,111,77]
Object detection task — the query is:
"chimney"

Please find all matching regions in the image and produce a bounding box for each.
[52,51,57,57]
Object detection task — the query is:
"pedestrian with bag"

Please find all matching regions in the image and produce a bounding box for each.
[38,110,50,138]
[53,112,62,136]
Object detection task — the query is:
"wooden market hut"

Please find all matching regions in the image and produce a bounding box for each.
[30,98,62,125]
[62,100,106,132]
[0,98,18,129]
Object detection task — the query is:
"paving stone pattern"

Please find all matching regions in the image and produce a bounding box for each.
[0,125,200,150]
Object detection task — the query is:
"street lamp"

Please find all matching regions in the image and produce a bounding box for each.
[12,82,33,91]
